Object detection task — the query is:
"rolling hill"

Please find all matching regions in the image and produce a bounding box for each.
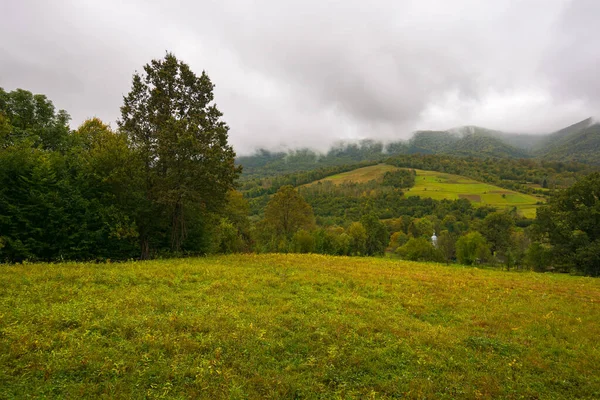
[306,164,542,218]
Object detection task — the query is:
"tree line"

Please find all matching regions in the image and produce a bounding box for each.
[0,54,239,261]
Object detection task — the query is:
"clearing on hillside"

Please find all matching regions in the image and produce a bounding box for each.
[1,254,599,399]
[406,169,542,218]
[309,163,399,184]
[307,164,542,218]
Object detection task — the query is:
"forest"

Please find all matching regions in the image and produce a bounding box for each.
[1,54,599,277]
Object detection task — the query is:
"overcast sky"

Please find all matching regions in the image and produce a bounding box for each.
[1,0,598,153]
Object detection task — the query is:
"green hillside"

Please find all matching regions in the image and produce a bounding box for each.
[2,254,599,398]
[306,164,542,218]
[406,170,542,218]
[409,129,530,159]
[308,164,400,185]
[535,120,600,164]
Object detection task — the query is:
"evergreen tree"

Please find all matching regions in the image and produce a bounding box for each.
[119,53,240,258]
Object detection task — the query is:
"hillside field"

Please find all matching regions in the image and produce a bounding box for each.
[1,254,599,399]
[406,169,542,218]
[310,163,400,184]
[309,164,542,218]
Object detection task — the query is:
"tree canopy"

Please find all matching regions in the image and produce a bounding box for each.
[119,53,240,257]
[533,172,600,275]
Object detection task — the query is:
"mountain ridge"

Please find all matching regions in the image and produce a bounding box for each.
[237,118,600,176]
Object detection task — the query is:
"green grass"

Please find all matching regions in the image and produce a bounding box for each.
[1,254,599,399]
[406,170,542,218]
[305,165,543,218]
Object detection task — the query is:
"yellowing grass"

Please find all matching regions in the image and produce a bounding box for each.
[1,254,599,399]
[309,164,399,184]
[406,170,543,218]
[305,165,543,218]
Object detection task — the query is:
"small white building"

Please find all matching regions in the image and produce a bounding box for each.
[431,232,438,248]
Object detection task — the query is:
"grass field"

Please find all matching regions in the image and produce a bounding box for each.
[308,165,543,218]
[1,254,599,399]
[407,170,542,218]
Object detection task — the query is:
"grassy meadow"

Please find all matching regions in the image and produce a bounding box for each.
[406,170,542,218]
[1,254,599,399]
[308,164,542,218]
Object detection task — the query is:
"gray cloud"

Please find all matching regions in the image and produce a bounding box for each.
[1,0,598,153]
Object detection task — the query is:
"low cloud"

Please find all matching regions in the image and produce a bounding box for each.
[1,0,598,154]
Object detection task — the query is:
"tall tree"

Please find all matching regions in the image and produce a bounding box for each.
[479,211,515,257]
[533,172,600,275]
[119,53,240,257]
[0,87,70,150]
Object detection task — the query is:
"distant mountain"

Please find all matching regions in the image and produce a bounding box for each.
[237,118,600,177]
[407,127,530,158]
[534,119,600,164]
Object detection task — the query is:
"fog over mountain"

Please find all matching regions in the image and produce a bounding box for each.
[1,0,599,154]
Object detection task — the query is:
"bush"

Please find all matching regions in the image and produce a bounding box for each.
[396,237,443,262]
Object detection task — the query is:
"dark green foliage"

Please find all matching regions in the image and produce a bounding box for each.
[409,128,530,159]
[480,212,515,256]
[381,169,415,188]
[396,237,442,262]
[525,242,551,272]
[0,88,70,150]
[533,173,600,275]
[0,54,240,262]
[119,53,240,257]
[533,118,600,165]
[456,232,491,265]
[0,118,140,262]
[237,141,385,179]
[437,231,457,264]
[360,211,388,256]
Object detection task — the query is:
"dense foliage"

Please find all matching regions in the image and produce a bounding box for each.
[532,173,600,276]
[0,54,239,262]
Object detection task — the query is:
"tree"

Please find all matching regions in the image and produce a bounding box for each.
[437,231,456,264]
[347,222,367,255]
[396,237,442,262]
[220,190,252,251]
[533,173,600,275]
[119,53,240,258]
[525,242,551,272]
[480,211,515,258]
[263,185,314,239]
[408,217,434,239]
[0,87,70,150]
[361,212,388,256]
[389,231,409,252]
[292,229,315,253]
[456,232,491,265]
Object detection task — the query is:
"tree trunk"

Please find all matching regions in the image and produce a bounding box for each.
[171,200,186,252]
[140,236,150,260]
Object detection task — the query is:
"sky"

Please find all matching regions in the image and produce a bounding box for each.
[1,0,599,154]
